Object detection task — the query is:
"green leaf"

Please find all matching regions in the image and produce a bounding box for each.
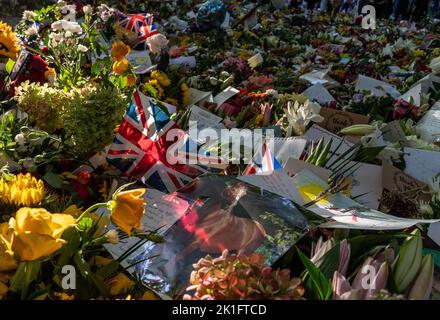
[96,260,120,279]
[58,228,82,267]
[5,59,15,74]
[43,171,64,189]
[9,261,42,299]
[297,248,332,300]
[73,252,109,297]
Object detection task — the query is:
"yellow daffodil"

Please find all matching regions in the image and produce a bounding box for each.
[7,207,76,261]
[0,21,21,60]
[0,173,45,207]
[107,272,135,296]
[109,188,145,236]
[111,41,131,61]
[112,59,129,75]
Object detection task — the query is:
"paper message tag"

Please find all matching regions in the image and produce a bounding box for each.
[291,169,439,230]
[189,105,225,132]
[247,53,263,69]
[126,50,152,74]
[302,83,336,105]
[169,56,196,69]
[213,86,240,109]
[404,147,440,184]
[346,161,383,210]
[188,88,213,106]
[381,162,431,205]
[104,189,190,270]
[355,75,401,98]
[416,101,440,143]
[284,158,332,181]
[382,120,409,145]
[319,107,370,134]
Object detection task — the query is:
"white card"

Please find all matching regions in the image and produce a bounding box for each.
[104,189,190,270]
[169,56,196,69]
[399,83,424,106]
[189,105,225,132]
[346,162,383,210]
[188,88,213,106]
[403,147,440,184]
[268,137,307,166]
[214,86,240,109]
[302,83,336,104]
[247,53,263,69]
[285,158,332,181]
[291,169,439,230]
[126,50,152,74]
[355,75,401,98]
[428,222,440,246]
[238,168,304,204]
[416,101,440,142]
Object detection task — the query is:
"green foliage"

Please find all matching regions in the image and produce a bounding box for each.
[63,85,128,157]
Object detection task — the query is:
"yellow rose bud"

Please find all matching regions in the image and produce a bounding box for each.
[8,208,76,261]
[110,189,145,236]
[107,272,135,296]
[113,59,129,75]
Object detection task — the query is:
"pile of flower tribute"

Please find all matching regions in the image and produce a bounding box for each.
[0,0,440,300]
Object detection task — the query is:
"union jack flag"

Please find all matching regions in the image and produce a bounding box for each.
[243,143,281,176]
[118,12,158,50]
[107,90,207,193]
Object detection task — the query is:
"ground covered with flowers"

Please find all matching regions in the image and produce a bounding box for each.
[0,0,440,300]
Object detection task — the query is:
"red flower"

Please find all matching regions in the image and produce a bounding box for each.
[77,171,91,185]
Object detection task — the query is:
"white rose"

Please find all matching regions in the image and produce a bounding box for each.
[51,20,66,31]
[64,31,73,38]
[14,133,25,146]
[24,25,38,36]
[146,33,169,54]
[105,230,119,244]
[83,5,93,16]
[49,32,63,42]
[22,10,37,21]
[77,44,88,52]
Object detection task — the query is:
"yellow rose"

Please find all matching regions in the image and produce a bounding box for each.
[112,59,129,75]
[110,189,145,236]
[0,223,17,272]
[107,272,135,296]
[8,208,76,261]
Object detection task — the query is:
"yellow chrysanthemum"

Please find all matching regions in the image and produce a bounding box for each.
[0,173,45,207]
[0,21,21,60]
[111,41,131,62]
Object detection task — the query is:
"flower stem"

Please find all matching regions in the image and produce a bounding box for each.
[76,202,107,222]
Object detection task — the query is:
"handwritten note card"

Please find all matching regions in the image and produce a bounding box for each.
[319,107,370,134]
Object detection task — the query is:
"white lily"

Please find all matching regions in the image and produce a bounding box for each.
[285,100,324,136]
